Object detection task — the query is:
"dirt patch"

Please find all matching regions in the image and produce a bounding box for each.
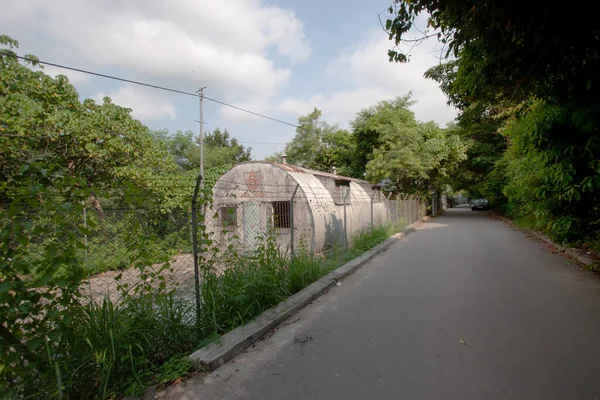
[82,253,197,303]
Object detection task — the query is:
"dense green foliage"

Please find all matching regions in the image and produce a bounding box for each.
[267,108,356,176]
[0,36,202,398]
[385,0,600,105]
[0,37,186,213]
[354,96,466,194]
[499,101,600,242]
[385,1,600,246]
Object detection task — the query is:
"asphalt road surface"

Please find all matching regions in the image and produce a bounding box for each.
[162,207,600,400]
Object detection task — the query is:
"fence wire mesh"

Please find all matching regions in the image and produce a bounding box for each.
[3,178,427,308]
[2,166,435,399]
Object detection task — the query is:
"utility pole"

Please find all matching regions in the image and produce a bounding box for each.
[197,86,206,188]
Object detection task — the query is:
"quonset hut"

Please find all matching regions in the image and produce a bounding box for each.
[207,160,389,254]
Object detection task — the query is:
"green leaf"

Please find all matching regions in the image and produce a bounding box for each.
[17,235,30,247]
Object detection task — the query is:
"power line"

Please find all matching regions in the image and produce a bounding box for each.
[238,141,287,145]
[5,53,299,128]
[202,96,297,127]
[0,132,288,145]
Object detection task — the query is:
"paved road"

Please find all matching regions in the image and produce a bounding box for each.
[163,207,600,400]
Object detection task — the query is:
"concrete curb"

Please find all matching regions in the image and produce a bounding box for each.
[491,212,597,268]
[188,218,429,372]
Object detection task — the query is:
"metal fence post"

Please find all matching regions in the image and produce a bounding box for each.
[413,195,417,223]
[431,187,438,217]
[343,186,350,248]
[82,202,88,262]
[191,174,203,325]
[401,195,405,226]
[387,192,398,224]
[371,191,375,231]
[290,184,299,258]
[407,195,412,224]
[415,196,419,221]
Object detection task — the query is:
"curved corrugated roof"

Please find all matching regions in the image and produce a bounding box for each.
[241,161,372,185]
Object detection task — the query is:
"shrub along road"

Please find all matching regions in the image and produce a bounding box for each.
[159,206,600,400]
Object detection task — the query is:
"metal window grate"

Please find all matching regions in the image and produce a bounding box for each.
[271,201,290,228]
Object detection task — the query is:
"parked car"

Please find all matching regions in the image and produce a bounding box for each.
[471,198,490,211]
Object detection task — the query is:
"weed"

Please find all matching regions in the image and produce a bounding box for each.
[155,356,193,385]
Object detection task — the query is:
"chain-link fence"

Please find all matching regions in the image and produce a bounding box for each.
[204,177,426,259]
[2,169,433,399]
[80,207,195,304]
[205,181,313,258]
[3,179,427,308]
[4,204,193,304]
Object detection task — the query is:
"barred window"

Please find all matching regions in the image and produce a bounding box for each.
[220,206,237,227]
[272,201,290,228]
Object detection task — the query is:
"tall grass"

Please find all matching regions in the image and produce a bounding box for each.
[198,224,400,339]
[5,288,200,400]
[3,224,402,399]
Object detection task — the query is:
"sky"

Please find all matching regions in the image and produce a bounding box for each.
[1,0,458,160]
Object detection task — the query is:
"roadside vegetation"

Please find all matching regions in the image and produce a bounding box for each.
[385,1,600,251]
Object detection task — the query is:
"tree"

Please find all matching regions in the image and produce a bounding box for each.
[264,151,283,163]
[0,36,194,395]
[285,108,334,170]
[0,36,184,212]
[273,98,467,192]
[424,62,507,197]
[351,94,416,179]
[203,127,252,169]
[275,108,356,175]
[314,129,355,177]
[360,97,467,193]
[387,2,600,244]
[150,129,198,170]
[385,1,600,106]
[151,127,252,172]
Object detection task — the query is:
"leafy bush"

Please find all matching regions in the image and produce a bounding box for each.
[486,100,600,245]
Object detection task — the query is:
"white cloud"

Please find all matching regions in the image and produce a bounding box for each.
[94,85,176,120]
[1,0,310,107]
[279,30,457,127]
[261,6,310,63]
